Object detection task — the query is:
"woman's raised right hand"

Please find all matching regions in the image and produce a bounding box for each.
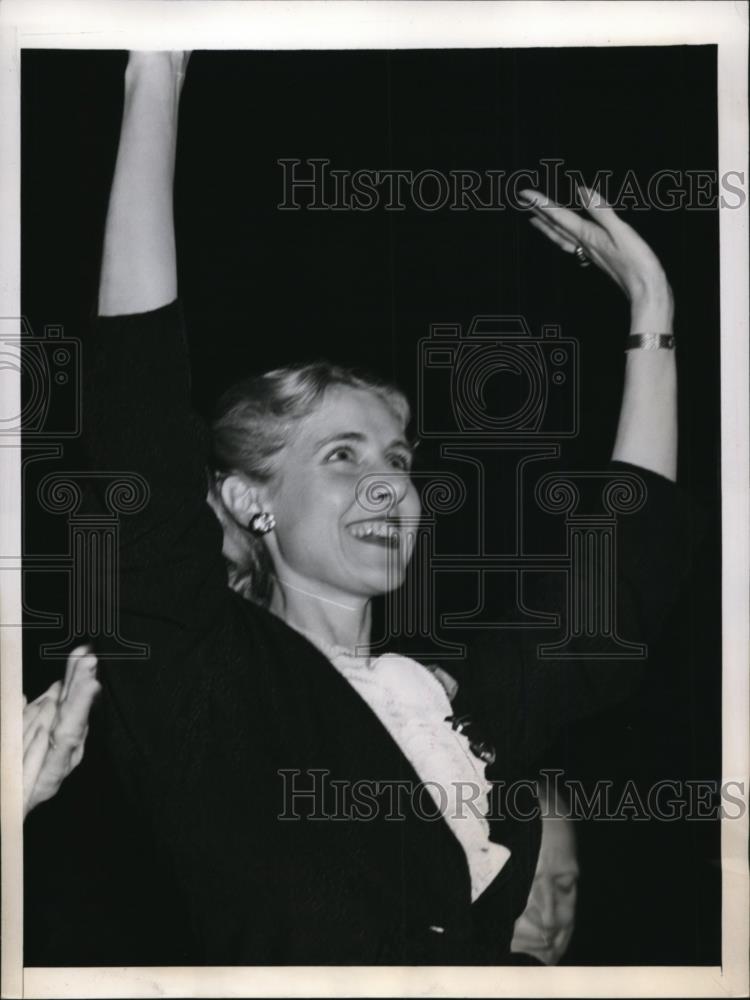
[99,50,191,316]
[125,51,191,97]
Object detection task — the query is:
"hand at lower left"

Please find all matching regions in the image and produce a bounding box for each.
[23,646,101,819]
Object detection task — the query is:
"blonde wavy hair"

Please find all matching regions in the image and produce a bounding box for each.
[206,361,411,607]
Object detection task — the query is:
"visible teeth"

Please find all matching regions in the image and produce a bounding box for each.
[348,520,399,540]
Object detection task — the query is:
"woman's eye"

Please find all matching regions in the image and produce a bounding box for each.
[325,446,356,464]
[389,453,412,471]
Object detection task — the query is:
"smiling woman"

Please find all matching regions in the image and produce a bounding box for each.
[60,49,704,966]
[207,366,419,623]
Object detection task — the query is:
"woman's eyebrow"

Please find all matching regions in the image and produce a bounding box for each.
[389,438,414,453]
[313,431,366,450]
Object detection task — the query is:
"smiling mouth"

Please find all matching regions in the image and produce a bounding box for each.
[346,519,401,548]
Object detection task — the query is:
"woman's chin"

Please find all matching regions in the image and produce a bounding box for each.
[351,562,409,598]
[339,546,411,594]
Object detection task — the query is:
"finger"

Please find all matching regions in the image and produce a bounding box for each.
[68,725,89,771]
[529,216,578,254]
[24,679,66,749]
[571,239,626,289]
[23,702,45,749]
[575,184,627,235]
[61,645,95,702]
[23,725,51,815]
[529,209,625,288]
[28,679,63,708]
[31,694,58,739]
[519,188,590,244]
[527,204,584,247]
[24,683,63,748]
[527,207,607,271]
[62,653,100,710]
[55,678,101,745]
[23,724,80,818]
[527,201,603,257]
[52,671,101,754]
[24,692,62,759]
[23,705,41,753]
[39,710,90,775]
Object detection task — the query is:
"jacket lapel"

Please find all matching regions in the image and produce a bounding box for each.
[260,612,472,915]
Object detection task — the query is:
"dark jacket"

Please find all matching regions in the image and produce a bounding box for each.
[80,301,699,965]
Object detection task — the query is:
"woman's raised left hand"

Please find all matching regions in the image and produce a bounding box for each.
[520,183,678,480]
[519,186,673,325]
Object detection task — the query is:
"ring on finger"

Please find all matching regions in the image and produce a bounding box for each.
[574,244,592,268]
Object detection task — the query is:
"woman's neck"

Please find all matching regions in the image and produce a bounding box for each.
[270,578,372,655]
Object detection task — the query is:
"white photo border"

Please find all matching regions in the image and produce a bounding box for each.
[1,2,747,997]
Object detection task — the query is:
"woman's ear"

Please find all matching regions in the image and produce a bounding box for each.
[219,473,263,527]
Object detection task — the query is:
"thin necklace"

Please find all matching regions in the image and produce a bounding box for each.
[276,577,370,656]
[276,577,363,613]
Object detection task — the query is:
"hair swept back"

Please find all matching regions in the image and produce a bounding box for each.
[206,360,411,607]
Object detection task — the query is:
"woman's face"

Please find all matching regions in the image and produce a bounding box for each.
[260,386,421,605]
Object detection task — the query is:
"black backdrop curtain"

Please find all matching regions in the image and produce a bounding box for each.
[21,47,721,965]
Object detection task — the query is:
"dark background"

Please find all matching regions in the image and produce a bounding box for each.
[22,48,721,965]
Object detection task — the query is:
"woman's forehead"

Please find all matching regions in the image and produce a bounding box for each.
[300,386,405,441]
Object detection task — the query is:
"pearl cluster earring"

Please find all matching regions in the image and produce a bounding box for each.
[248,512,276,536]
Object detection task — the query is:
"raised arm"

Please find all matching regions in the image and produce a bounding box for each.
[462,190,697,766]
[98,52,188,316]
[85,51,231,760]
[519,185,677,481]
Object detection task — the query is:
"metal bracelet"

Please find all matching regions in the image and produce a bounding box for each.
[625,333,675,351]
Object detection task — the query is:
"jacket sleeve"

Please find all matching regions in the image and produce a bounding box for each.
[84,301,228,621]
[463,462,706,770]
[80,304,310,960]
[81,301,233,761]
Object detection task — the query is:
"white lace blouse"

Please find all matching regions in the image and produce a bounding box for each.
[293,629,511,901]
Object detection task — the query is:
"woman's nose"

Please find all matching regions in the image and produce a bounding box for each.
[358,469,409,514]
